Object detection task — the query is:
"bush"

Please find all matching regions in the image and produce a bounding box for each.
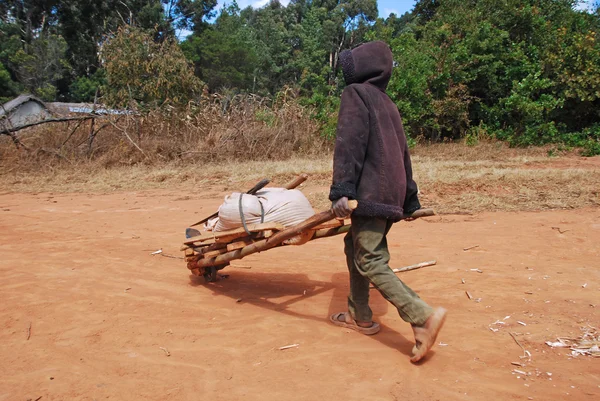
[69,69,106,102]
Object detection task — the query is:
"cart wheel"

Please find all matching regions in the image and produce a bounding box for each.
[203,266,217,282]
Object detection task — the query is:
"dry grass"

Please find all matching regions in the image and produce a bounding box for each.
[0,158,333,194]
[2,96,598,214]
[0,91,331,172]
[1,141,598,214]
[410,143,600,212]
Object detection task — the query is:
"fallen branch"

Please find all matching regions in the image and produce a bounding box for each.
[508,332,524,350]
[463,245,479,251]
[159,253,184,260]
[159,347,170,356]
[1,116,96,135]
[87,117,96,154]
[392,260,436,273]
[509,332,531,359]
[108,120,147,157]
[38,148,72,164]
[59,119,85,149]
[370,261,437,289]
[27,322,31,340]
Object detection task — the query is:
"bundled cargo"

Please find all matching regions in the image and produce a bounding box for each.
[206,188,315,232]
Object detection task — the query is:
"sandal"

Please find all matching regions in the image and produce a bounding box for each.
[329,312,380,335]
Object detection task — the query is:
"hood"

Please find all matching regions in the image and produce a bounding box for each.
[339,41,393,90]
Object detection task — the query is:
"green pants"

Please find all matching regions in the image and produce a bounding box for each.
[344,215,433,326]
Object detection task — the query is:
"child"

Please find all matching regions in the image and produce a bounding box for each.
[329,41,447,363]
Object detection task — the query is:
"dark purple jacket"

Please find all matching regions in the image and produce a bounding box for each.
[329,41,421,221]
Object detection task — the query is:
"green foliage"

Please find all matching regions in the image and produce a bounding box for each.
[582,140,600,157]
[301,90,341,140]
[69,69,106,102]
[101,26,203,108]
[182,2,259,91]
[564,125,600,156]
[384,32,435,138]
[255,109,277,127]
[8,34,70,101]
[0,62,20,102]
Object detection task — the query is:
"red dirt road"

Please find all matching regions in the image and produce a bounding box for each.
[1,191,599,400]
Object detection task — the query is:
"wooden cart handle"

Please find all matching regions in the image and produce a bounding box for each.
[283,173,308,190]
[403,208,435,219]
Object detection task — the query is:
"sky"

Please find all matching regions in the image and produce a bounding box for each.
[216,0,417,18]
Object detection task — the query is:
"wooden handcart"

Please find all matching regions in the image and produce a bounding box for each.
[181,174,434,282]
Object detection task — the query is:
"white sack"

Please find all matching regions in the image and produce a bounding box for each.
[210,188,315,232]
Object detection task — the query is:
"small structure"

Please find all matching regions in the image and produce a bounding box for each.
[0,94,51,131]
[47,102,129,116]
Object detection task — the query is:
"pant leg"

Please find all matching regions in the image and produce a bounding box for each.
[344,230,373,322]
[350,215,434,326]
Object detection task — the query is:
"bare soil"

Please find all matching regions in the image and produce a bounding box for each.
[1,188,599,400]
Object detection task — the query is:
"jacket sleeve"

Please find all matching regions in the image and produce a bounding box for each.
[329,86,370,201]
[402,143,421,214]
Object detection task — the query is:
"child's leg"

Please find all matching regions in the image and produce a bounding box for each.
[350,215,434,326]
[344,231,373,323]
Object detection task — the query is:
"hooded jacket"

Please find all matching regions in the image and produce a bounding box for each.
[329,41,421,221]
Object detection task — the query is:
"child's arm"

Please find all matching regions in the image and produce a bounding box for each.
[329,86,370,204]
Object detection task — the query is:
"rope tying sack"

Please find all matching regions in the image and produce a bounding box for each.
[238,193,265,235]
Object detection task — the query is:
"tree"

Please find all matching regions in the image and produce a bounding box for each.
[9,33,69,100]
[320,0,378,77]
[163,0,218,35]
[56,0,168,78]
[69,69,106,102]
[413,0,440,24]
[101,26,203,108]
[182,2,259,91]
[293,6,329,94]
[0,62,20,101]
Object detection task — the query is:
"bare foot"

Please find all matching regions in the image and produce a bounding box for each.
[410,307,447,363]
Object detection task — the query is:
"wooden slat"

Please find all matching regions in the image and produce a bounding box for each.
[227,239,255,251]
[183,222,285,245]
[202,248,230,259]
[215,232,253,244]
[198,242,227,253]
